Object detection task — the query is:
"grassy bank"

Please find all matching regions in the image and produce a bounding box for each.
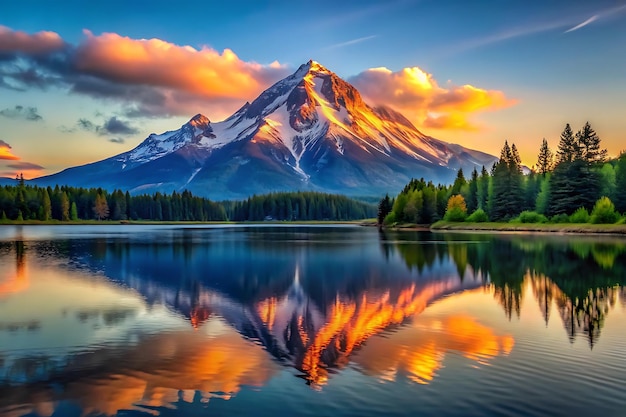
[430,221,626,234]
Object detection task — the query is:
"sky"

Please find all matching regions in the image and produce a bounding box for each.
[0,0,625,178]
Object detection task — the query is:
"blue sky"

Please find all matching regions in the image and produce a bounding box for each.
[1,0,625,177]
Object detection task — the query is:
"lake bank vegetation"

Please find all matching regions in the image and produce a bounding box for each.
[379,122,626,230]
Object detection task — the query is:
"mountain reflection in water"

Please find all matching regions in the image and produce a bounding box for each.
[0,226,625,417]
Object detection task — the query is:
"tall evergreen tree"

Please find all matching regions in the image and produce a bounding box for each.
[450,168,466,196]
[537,138,553,176]
[70,202,78,221]
[467,167,479,212]
[614,152,626,213]
[477,165,489,210]
[548,159,599,215]
[556,123,578,164]
[60,191,70,221]
[511,144,522,170]
[93,193,109,220]
[41,188,52,221]
[576,122,607,164]
[377,194,392,225]
[490,141,524,220]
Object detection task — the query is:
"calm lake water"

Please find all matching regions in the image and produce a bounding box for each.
[0,225,625,417]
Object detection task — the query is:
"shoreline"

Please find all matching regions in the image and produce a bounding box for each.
[428,221,626,235]
[3,220,626,236]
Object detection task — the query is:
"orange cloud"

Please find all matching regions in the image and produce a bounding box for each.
[5,161,45,179]
[350,66,515,131]
[74,30,289,101]
[423,113,482,131]
[0,140,44,179]
[0,25,65,54]
[0,140,19,160]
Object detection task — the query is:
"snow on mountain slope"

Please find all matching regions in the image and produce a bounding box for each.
[33,60,498,199]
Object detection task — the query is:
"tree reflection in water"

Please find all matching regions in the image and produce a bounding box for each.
[387,231,626,348]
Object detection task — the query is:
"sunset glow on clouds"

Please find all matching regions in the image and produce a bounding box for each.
[350,66,515,131]
[0,140,44,179]
[0,140,19,161]
[75,31,287,100]
[0,26,290,118]
[0,25,65,54]
[0,25,512,127]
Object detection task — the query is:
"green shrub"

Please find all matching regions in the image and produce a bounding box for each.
[590,196,620,224]
[569,207,590,223]
[514,211,548,224]
[550,213,570,224]
[617,216,626,225]
[383,212,397,225]
[466,208,489,223]
[444,195,467,222]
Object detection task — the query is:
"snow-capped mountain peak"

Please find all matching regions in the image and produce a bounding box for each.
[188,113,211,130]
[34,60,498,200]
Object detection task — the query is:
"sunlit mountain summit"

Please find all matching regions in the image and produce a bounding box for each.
[34,61,497,199]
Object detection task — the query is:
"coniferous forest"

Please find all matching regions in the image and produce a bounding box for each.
[380,122,626,225]
[0,179,376,223]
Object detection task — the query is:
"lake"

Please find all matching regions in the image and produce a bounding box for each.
[0,225,624,417]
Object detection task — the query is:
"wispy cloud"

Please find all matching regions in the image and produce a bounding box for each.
[563,4,626,34]
[564,15,599,33]
[7,161,44,170]
[324,35,377,50]
[441,4,626,56]
[0,105,42,121]
[76,116,139,136]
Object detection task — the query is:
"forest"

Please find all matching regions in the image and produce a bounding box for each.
[0,181,376,223]
[379,122,626,225]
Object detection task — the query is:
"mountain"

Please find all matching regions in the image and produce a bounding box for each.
[34,60,497,199]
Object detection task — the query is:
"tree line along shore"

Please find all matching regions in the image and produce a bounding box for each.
[0,179,376,224]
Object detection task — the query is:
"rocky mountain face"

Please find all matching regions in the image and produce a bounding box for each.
[34,60,497,199]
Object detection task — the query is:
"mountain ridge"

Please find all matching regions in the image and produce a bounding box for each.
[31,60,497,199]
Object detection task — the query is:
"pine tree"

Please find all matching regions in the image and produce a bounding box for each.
[70,202,78,221]
[450,168,466,196]
[467,167,479,212]
[537,138,553,176]
[41,188,52,221]
[93,193,109,220]
[511,144,522,171]
[548,159,599,215]
[60,192,70,221]
[576,122,607,164]
[377,194,392,225]
[490,141,524,220]
[556,123,578,164]
[615,152,626,213]
[477,165,489,210]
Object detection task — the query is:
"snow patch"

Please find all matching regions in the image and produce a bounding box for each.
[182,167,202,189]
